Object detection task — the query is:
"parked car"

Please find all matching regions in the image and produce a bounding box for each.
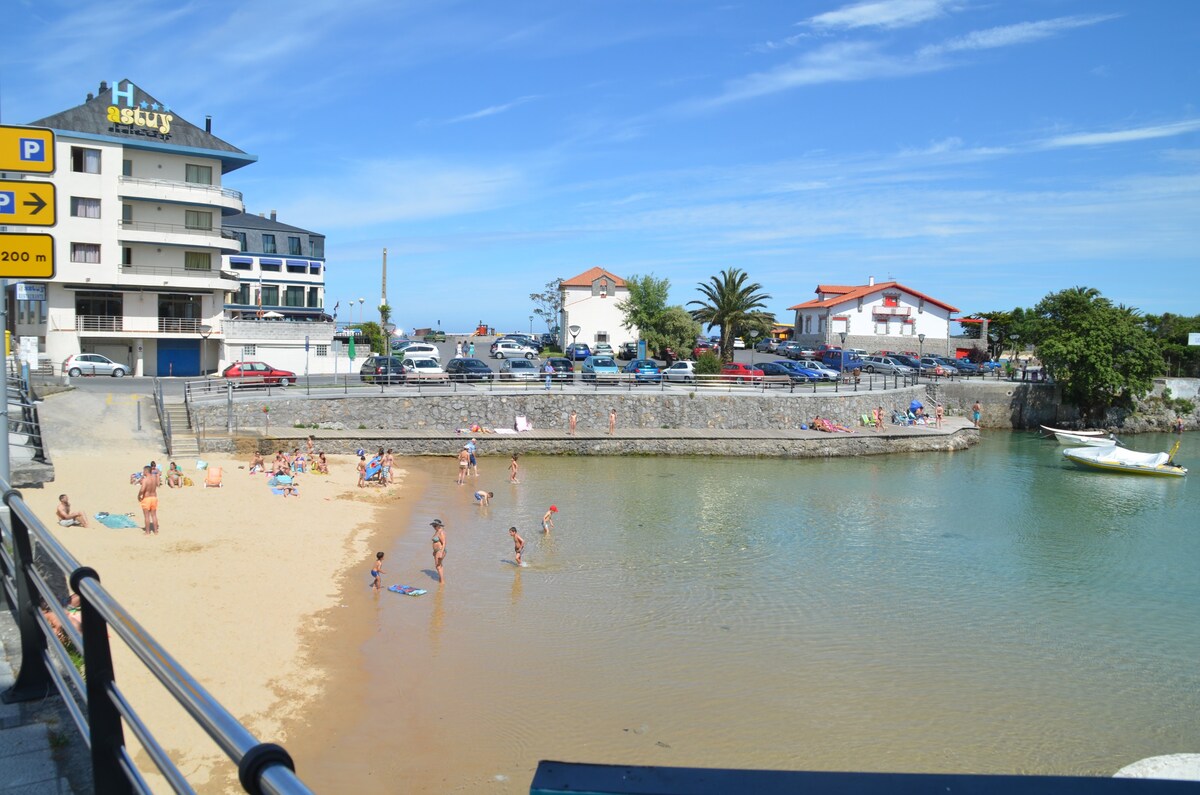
[62,353,127,377]
[491,340,539,359]
[501,334,543,353]
[445,358,494,381]
[779,360,825,381]
[566,343,592,361]
[794,359,841,381]
[861,355,916,375]
[623,358,662,384]
[396,342,440,360]
[658,346,678,365]
[732,338,746,350]
[544,357,575,380]
[720,362,764,383]
[390,339,416,353]
[402,357,445,378]
[757,360,813,383]
[754,338,774,353]
[539,332,557,348]
[592,343,616,359]
[819,350,864,371]
[919,357,956,376]
[950,357,980,375]
[890,354,924,371]
[662,360,696,383]
[500,358,540,380]
[581,355,620,382]
[422,329,447,342]
[358,356,406,385]
[618,341,639,360]
[222,361,296,386]
[692,341,718,359]
[981,360,1004,372]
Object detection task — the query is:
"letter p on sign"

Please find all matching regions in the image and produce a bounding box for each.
[20,137,46,162]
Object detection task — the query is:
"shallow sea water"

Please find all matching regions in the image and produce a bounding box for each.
[297,432,1200,792]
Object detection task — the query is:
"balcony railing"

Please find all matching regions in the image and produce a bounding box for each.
[73,316,214,335]
[873,306,911,317]
[119,219,225,240]
[76,315,123,332]
[159,317,204,334]
[119,175,243,202]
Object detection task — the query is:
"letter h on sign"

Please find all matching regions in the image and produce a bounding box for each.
[112,80,135,108]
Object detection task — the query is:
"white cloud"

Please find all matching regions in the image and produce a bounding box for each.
[445,95,541,124]
[918,14,1117,59]
[1040,119,1200,149]
[806,0,956,30]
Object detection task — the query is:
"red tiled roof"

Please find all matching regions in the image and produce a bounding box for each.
[561,267,627,288]
[815,284,857,295]
[787,281,959,313]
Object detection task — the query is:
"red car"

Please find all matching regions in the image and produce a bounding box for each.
[720,362,764,383]
[692,341,718,359]
[222,361,296,386]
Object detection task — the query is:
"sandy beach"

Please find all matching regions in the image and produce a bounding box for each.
[23,388,411,792]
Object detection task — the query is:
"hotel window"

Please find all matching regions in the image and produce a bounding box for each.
[309,238,324,258]
[122,247,133,266]
[307,287,320,307]
[70,147,101,174]
[235,284,250,304]
[284,286,305,307]
[262,234,277,254]
[288,236,302,255]
[259,260,281,272]
[231,231,247,251]
[184,251,212,271]
[185,210,213,230]
[70,197,101,218]
[71,243,101,263]
[315,345,328,357]
[122,204,133,223]
[242,345,256,358]
[122,159,133,177]
[261,285,279,305]
[185,164,213,185]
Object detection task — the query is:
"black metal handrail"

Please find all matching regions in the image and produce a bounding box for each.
[154,378,172,456]
[0,481,313,794]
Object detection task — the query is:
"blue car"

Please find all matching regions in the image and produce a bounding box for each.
[623,358,662,383]
[581,355,620,382]
[566,343,592,361]
[757,361,814,383]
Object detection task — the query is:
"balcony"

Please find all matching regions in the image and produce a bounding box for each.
[118,219,241,252]
[118,176,244,215]
[873,306,911,317]
[76,315,123,332]
[74,315,217,335]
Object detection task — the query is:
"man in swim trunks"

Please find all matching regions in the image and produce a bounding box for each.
[509,526,526,566]
[56,494,88,527]
[972,400,982,428]
[466,438,479,477]
[137,465,160,535]
[474,490,494,506]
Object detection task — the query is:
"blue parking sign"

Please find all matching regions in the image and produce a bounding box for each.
[0,191,13,214]
[20,137,46,163]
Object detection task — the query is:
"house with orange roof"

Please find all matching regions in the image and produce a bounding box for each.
[788,277,959,356]
[558,267,638,350]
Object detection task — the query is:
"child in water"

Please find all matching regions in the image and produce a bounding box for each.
[509,527,526,567]
[370,551,385,590]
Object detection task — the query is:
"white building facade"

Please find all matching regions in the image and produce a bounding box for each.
[558,267,638,349]
[789,279,959,356]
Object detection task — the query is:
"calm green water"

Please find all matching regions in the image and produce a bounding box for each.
[321,432,1199,791]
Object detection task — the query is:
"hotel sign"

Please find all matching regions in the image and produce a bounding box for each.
[106,80,174,141]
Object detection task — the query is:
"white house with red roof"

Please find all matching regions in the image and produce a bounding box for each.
[558,267,637,350]
[788,278,959,356]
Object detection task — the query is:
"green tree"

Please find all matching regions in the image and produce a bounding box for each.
[529,278,563,335]
[961,307,1037,360]
[688,268,773,363]
[651,306,702,360]
[1032,287,1163,419]
[378,303,392,327]
[616,274,701,358]
[357,321,386,354]
[1144,312,1200,377]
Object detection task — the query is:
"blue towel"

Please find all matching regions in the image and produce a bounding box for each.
[95,513,139,529]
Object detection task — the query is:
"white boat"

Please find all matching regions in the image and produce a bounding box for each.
[1053,430,1120,447]
[1040,424,1107,437]
[1062,442,1187,478]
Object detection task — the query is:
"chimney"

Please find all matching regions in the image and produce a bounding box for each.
[86,92,94,101]
[205,115,212,133]
[868,275,875,286]
[99,81,108,94]
[258,213,265,218]
[270,210,277,222]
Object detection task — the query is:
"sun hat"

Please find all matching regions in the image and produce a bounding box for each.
[430,519,444,527]
[549,505,558,512]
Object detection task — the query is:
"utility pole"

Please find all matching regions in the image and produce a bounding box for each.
[380,247,387,325]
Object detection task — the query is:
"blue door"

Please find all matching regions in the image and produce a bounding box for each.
[157,339,201,377]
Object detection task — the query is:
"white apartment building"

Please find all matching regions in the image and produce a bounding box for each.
[558,267,638,350]
[789,278,959,356]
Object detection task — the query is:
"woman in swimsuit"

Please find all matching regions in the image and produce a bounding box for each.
[430,519,447,583]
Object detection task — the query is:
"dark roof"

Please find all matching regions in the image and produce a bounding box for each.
[28,79,256,173]
[223,211,323,237]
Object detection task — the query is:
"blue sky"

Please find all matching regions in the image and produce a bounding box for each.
[3,0,1198,333]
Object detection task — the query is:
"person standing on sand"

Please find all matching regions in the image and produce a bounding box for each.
[370,552,385,591]
[935,403,944,429]
[509,454,520,484]
[357,455,367,488]
[542,505,557,534]
[430,519,447,583]
[874,406,884,432]
[569,410,577,435]
[56,494,88,527]
[972,400,982,428]
[138,465,160,535]
[306,435,315,461]
[609,408,617,435]
[510,527,526,567]
[457,446,471,485]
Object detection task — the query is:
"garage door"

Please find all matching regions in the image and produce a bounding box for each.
[157,339,201,377]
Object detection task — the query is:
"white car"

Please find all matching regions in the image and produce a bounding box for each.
[402,357,445,377]
[662,360,697,383]
[491,340,538,359]
[732,338,746,350]
[397,342,440,360]
[62,353,127,377]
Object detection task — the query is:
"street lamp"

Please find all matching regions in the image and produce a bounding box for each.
[748,329,760,366]
[199,324,212,377]
[358,297,365,325]
[918,333,926,378]
[529,315,534,334]
[839,330,847,378]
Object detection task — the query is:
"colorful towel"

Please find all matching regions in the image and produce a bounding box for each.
[95,513,139,529]
[388,584,427,596]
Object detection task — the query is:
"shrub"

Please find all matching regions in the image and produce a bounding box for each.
[695,351,722,375]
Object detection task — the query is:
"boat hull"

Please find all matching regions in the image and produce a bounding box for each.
[1041,424,1107,437]
[1053,431,1117,446]
[1062,448,1188,478]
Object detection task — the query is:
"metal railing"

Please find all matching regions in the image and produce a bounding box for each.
[5,363,50,465]
[154,378,172,457]
[75,315,124,332]
[158,317,205,334]
[119,219,226,240]
[0,481,312,794]
[118,175,243,202]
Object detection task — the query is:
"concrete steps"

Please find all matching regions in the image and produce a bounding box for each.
[163,402,199,457]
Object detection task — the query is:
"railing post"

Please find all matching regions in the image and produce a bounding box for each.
[1,489,53,704]
[74,572,135,795]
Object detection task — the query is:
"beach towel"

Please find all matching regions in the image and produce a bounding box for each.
[196,460,208,470]
[95,513,139,529]
[515,415,532,432]
[388,584,427,596]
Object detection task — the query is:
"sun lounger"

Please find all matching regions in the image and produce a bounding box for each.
[204,466,223,488]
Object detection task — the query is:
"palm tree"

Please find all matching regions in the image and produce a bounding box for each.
[688,268,773,363]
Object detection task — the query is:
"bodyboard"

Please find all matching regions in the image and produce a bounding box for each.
[388,584,427,596]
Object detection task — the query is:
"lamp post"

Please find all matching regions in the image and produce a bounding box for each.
[748,329,759,366]
[529,315,534,335]
[199,324,212,377]
[358,297,365,326]
[918,333,926,379]
[839,330,847,379]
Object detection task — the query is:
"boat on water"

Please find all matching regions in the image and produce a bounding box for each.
[1062,441,1187,478]
[1040,424,1108,437]
[1053,430,1121,447]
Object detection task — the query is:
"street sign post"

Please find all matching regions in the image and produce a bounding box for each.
[0,125,55,173]
[0,180,56,226]
[0,233,55,279]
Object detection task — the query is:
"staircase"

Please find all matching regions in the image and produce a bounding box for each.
[163,400,200,457]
